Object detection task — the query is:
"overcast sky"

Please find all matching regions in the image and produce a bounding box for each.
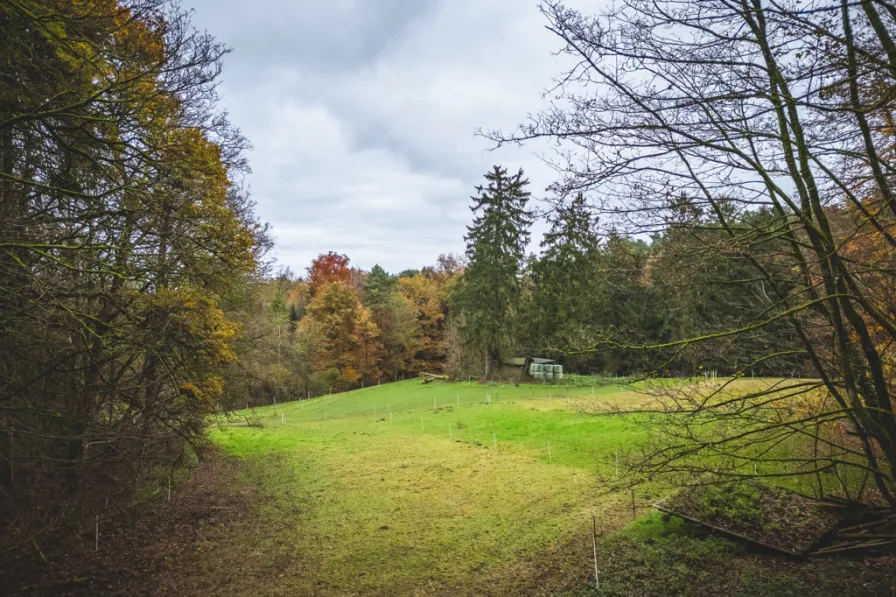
[179,0,571,274]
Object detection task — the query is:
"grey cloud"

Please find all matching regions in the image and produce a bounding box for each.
[190,0,436,77]
[181,0,565,272]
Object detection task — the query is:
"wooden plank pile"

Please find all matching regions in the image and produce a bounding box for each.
[812,511,896,555]
[419,372,449,383]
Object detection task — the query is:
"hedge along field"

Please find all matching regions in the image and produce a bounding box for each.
[204,378,778,596]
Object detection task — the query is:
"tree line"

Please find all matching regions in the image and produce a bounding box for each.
[221,252,462,406]
[232,165,809,408]
[1,0,267,576]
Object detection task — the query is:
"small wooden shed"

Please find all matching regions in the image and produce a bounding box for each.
[497,357,556,380]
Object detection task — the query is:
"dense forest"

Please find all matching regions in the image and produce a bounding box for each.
[0,0,267,572]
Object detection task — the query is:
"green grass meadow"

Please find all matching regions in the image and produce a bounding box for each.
[199,378,893,596]
[208,380,653,594]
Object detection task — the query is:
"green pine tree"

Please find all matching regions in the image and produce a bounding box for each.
[456,166,532,379]
[364,264,396,310]
[527,193,601,350]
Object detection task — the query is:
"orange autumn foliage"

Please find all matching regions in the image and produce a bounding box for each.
[840,202,896,390]
[300,281,384,386]
[308,252,352,293]
[398,275,448,372]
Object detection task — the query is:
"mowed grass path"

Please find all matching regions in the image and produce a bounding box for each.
[207,380,658,595]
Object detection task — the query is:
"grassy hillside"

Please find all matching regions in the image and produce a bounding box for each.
[218,378,653,465]
[208,379,654,594]
[199,379,895,596]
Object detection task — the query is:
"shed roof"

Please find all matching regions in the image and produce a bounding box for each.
[501,357,557,367]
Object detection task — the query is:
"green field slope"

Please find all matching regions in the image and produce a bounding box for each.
[209,379,649,595]
[201,379,895,596]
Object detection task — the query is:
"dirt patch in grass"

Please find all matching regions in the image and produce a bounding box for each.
[12,449,284,596]
[9,441,615,597]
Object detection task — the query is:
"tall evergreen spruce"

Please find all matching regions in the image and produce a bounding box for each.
[459,166,532,379]
[528,193,600,349]
[364,264,396,310]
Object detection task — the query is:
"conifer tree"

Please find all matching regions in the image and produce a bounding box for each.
[456,166,532,378]
[527,193,600,350]
[364,264,396,310]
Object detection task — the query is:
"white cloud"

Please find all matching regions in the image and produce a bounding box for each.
[182,0,568,272]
